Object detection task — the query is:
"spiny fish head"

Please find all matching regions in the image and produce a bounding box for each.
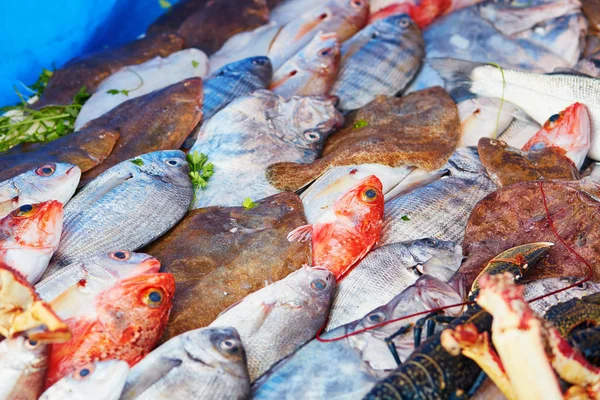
[48,360,129,398]
[92,251,161,280]
[0,335,48,372]
[407,238,460,262]
[1,201,63,249]
[413,275,464,314]
[214,56,273,85]
[181,327,248,375]
[303,32,342,74]
[14,163,80,205]
[132,150,191,187]
[334,175,384,219]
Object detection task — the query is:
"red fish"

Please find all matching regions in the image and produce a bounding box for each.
[522,102,591,169]
[288,175,384,279]
[369,0,482,28]
[45,273,175,387]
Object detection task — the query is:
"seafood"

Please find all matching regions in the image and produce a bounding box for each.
[0,201,63,283]
[35,32,184,108]
[498,117,541,149]
[266,87,459,192]
[379,147,497,246]
[544,293,600,338]
[147,0,211,34]
[0,336,48,400]
[74,49,209,129]
[45,151,192,274]
[457,98,520,148]
[268,0,369,70]
[143,192,310,340]
[570,326,600,367]
[209,265,335,382]
[45,273,175,387]
[288,175,384,280]
[121,327,250,399]
[370,0,485,28]
[0,163,80,218]
[330,14,424,112]
[270,0,323,25]
[326,238,462,330]
[478,138,580,188]
[525,277,600,315]
[189,91,342,208]
[270,31,341,99]
[40,360,129,400]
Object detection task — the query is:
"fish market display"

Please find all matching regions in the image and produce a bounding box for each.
[0,201,63,283]
[330,14,424,112]
[121,327,250,399]
[74,49,209,129]
[143,192,310,339]
[209,265,334,381]
[40,360,129,400]
[190,91,342,208]
[45,151,192,274]
[0,336,48,400]
[267,87,459,192]
[288,175,384,279]
[0,163,80,218]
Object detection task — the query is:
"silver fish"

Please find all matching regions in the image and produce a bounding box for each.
[209,265,335,382]
[330,14,424,112]
[457,98,522,148]
[380,147,497,246]
[497,117,541,149]
[252,275,463,400]
[120,327,250,400]
[40,360,129,400]
[524,277,600,315]
[45,151,192,274]
[0,163,80,218]
[0,337,48,400]
[190,90,343,208]
[327,238,462,330]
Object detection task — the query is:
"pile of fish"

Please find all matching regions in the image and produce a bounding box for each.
[4,0,600,398]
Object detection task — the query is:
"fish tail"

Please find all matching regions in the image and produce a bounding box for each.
[428,58,485,103]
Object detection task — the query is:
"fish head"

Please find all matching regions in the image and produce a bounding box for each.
[369,13,422,46]
[522,102,591,169]
[0,201,63,250]
[134,150,191,188]
[291,265,336,307]
[302,31,342,75]
[214,56,273,86]
[369,0,471,27]
[406,238,461,263]
[336,0,371,37]
[42,360,129,399]
[0,335,48,375]
[446,147,486,175]
[334,175,384,222]
[10,163,80,206]
[93,251,161,279]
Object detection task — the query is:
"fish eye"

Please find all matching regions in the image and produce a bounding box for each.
[219,339,240,354]
[318,12,329,20]
[576,282,585,288]
[109,250,131,261]
[399,17,410,27]
[73,364,95,380]
[143,289,165,308]
[310,279,327,290]
[367,312,385,324]
[351,0,363,7]
[544,113,562,129]
[371,32,379,39]
[489,139,498,146]
[25,339,39,349]
[361,188,378,203]
[252,58,267,66]
[549,114,560,122]
[35,163,56,177]
[319,48,332,57]
[304,131,321,142]
[426,239,437,247]
[13,204,38,218]
[165,159,181,167]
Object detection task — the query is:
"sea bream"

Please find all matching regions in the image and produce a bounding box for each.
[121,327,250,400]
[0,336,49,400]
[189,90,342,208]
[431,58,600,160]
[0,163,80,218]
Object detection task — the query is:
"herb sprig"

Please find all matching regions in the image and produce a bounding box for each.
[106,68,144,97]
[186,151,214,206]
[243,198,257,209]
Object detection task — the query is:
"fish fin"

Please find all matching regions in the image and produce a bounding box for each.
[0,197,17,217]
[428,58,485,103]
[287,224,313,242]
[549,68,594,78]
[121,356,182,399]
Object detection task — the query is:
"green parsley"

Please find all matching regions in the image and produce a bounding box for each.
[187,150,214,189]
[159,0,172,9]
[401,215,410,221]
[131,158,144,166]
[192,60,199,68]
[353,119,368,129]
[29,68,54,97]
[243,198,257,210]
[106,68,144,97]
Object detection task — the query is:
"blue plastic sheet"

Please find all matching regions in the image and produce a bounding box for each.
[0,0,182,106]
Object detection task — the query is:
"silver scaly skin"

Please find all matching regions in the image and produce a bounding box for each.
[524,277,600,315]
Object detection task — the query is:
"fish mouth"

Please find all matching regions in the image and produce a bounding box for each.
[66,166,78,175]
[139,257,161,273]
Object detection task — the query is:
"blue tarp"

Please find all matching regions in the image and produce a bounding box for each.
[0,0,183,107]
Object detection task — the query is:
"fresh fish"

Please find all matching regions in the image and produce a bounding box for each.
[40,360,128,400]
[497,117,541,148]
[0,201,63,283]
[331,14,424,112]
[268,0,369,69]
[431,58,600,160]
[270,0,323,25]
[380,147,497,246]
[522,102,591,169]
[143,192,310,340]
[369,0,484,28]
[0,337,48,400]
[75,49,209,129]
[209,265,334,382]
[0,163,80,218]
[35,32,184,108]
[252,275,463,400]
[121,327,250,399]
[288,176,384,279]
[147,0,211,34]
[327,238,462,330]
[523,277,600,315]
[266,87,459,192]
[189,91,342,208]
[457,98,521,148]
[270,31,341,98]
[0,128,119,183]
[45,151,192,274]
[45,272,175,387]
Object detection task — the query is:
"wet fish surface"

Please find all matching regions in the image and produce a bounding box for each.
[0,337,49,400]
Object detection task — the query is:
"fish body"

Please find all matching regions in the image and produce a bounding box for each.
[331,14,424,112]
[75,49,209,130]
[0,337,48,400]
[431,58,600,160]
[271,31,341,99]
[457,98,521,148]
[497,117,541,149]
[45,273,175,387]
[40,360,128,400]
[0,163,80,218]
[46,151,192,273]
[0,201,63,283]
[190,91,342,208]
[524,277,600,315]
[369,0,483,28]
[268,0,369,70]
[121,327,250,399]
[289,176,384,279]
[209,265,335,382]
